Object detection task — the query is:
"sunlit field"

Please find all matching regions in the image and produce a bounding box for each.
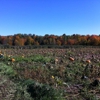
[0,47,100,100]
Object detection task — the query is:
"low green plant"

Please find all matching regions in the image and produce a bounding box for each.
[26,79,65,100]
[13,81,33,100]
[0,74,16,100]
[13,79,65,100]
[0,62,16,78]
[80,87,97,100]
[14,54,52,63]
[31,54,52,63]
[14,56,30,62]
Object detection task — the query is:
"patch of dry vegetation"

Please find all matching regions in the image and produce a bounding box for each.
[0,47,100,100]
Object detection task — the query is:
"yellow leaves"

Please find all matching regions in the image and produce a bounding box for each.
[8,55,11,58]
[22,55,24,58]
[21,54,25,58]
[51,76,54,79]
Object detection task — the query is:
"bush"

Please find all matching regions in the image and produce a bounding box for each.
[12,79,65,100]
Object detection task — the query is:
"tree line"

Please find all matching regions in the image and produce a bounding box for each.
[0,33,100,46]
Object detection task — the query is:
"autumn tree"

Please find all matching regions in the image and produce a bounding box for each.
[67,39,76,45]
[7,36,13,45]
[89,35,100,45]
[56,39,61,45]
[1,36,7,45]
[13,35,24,46]
[25,36,34,45]
[62,34,67,45]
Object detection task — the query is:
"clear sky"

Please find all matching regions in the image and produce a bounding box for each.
[0,0,100,36]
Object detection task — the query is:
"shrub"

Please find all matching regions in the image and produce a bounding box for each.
[13,79,65,100]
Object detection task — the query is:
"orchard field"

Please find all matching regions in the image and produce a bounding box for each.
[0,47,100,100]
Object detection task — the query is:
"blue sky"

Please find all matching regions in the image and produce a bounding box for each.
[0,0,100,36]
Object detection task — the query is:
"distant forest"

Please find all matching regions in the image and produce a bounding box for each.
[0,33,100,46]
